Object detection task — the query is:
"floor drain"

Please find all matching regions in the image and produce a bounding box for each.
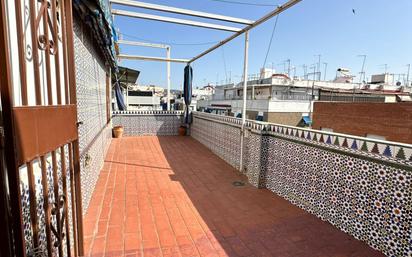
[232,181,245,187]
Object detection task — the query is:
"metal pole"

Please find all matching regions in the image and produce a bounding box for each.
[126,84,129,109]
[189,0,302,63]
[406,64,411,87]
[323,62,327,81]
[302,64,307,79]
[166,47,171,110]
[110,0,255,25]
[112,9,242,32]
[239,31,249,173]
[117,54,190,63]
[308,65,315,122]
[383,64,388,74]
[358,55,366,83]
[117,39,168,49]
[286,59,291,76]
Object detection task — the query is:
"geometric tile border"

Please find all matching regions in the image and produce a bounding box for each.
[193,111,412,166]
[112,111,184,137]
[191,111,412,257]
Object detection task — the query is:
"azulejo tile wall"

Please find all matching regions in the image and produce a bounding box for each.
[79,126,112,213]
[112,111,184,136]
[191,114,242,170]
[19,147,75,256]
[74,18,111,214]
[191,111,412,257]
[261,133,412,257]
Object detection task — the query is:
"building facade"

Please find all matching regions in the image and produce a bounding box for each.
[312,102,412,144]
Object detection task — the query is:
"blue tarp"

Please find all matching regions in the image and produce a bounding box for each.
[183,65,193,124]
[73,0,118,70]
[303,116,312,125]
[114,81,126,111]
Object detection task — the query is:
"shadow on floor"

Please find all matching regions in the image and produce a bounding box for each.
[83,136,385,257]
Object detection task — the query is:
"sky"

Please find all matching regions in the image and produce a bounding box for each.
[112,0,412,89]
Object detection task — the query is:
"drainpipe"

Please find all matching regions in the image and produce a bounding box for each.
[239,31,249,172]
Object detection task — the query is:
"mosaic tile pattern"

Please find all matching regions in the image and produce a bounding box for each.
[191,115,242,170]
[79,125,112,212]
[112,111,184,136]
[19,148,74,257]
[193,112,412,165]
[261,135,412,257]
[74,18,108,156]
[19,166,34,255]
[74,18,112,214]
[191,111,412,257]
[244,130,267,188]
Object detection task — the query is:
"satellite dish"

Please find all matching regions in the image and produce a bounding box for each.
[396,81,402,86]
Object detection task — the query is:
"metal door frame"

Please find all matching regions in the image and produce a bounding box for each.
[0,0,84,256]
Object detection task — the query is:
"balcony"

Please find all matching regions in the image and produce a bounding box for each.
[2,0,410,256]
[82,111,411,257]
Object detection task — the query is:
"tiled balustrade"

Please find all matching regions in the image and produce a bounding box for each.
[112,111,184,136]
[191,111,412,257]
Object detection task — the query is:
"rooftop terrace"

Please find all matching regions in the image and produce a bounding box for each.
[2,1,411,256]
[83,136,385,257]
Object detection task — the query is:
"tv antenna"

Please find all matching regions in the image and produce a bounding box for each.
[357,55,367,83]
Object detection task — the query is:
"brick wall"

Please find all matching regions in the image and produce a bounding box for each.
[313,102,412,144]
[267,112,304,126]
[246,111,304,126]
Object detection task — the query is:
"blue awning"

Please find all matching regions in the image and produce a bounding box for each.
[302,116,312,125]
[74,0,118,70]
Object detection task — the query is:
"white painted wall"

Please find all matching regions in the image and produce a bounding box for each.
[198,99,312,114]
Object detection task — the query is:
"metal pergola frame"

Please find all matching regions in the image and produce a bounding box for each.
[117,40,174,110]
[111,0,302,171]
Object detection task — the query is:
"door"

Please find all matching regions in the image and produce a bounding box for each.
[0,0,84,256]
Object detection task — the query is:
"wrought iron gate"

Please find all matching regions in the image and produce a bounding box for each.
[0,0,84,256]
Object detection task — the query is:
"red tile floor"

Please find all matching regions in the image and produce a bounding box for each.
[83,136,385,257]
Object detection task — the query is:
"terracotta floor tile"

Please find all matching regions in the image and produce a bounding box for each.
[143,248,163,257]
[83,136,384,257]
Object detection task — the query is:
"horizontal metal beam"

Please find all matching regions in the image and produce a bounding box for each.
[110,0,255,25]
[189,0,302,63]
[117,39,169,49]
[117,54,189,63]
[112,9,242,32]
